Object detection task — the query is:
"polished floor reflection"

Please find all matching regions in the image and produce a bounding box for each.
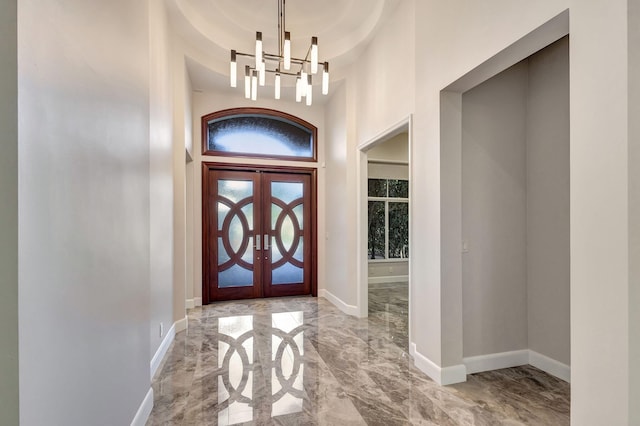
[147,294,569,425]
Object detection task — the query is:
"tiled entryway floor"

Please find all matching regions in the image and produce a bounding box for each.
[147,291,569,425]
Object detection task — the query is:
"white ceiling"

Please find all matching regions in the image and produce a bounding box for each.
[166,0,399,98]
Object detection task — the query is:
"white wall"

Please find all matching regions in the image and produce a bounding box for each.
[149,0,176,364]
[570,1,632,423]
[0,0,18,424]
[462,61,529,357]
[629,3,640,423]
[324,82,357,304]
[17,0,152,424]
[367,132,409,163]
[526,37,570,366]
[191,91,326,303]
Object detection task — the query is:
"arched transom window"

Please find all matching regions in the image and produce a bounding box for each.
[202,108,317,162]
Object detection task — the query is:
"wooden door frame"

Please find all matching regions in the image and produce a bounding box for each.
[202,162,318,304]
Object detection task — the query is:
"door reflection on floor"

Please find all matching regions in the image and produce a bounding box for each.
[215,312,305,425]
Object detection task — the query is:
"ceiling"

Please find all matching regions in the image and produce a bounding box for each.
[166,0,399,100]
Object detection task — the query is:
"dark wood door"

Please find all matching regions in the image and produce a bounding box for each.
[203,165,315,302]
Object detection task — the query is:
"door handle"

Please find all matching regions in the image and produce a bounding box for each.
[264,234,270,250]
[255,234,261,251]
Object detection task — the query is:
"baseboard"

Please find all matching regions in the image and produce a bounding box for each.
[463,349,529,374]
[194,297,202,307]
[319,289,359,316]
[175,316,188,333]
[150,322,176,380]
[185,298,195,309]
[529,350,571,383]
[410,343,467,385]
[130,387,153,426]
[368,275,409,284]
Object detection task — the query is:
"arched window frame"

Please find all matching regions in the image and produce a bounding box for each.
[201,107,318,162]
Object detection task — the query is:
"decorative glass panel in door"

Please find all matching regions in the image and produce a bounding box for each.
[263,173,311,298]
[207,169,262,301]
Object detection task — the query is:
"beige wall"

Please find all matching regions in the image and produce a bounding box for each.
[17,0,152,423]
[0,0,18,424]
[367,132,409,163]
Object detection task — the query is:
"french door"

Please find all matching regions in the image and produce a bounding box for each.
[203,164,316,302]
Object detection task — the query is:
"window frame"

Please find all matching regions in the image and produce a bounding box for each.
[201,107,318,162]
[367,178,409,261]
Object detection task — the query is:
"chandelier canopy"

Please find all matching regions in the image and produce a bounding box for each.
[229,0,329,106]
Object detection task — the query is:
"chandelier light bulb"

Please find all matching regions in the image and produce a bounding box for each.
[230,50,237,87]
[306,74,313,106]
[311,37,318,74]
[275,72,281,100]
[251,70,258,101]
[244,65,251,99]
[255,32,263,70]
[295,74,302,102]
[259,60,266,86]
[322,62,329,95]
[284,32,291,70]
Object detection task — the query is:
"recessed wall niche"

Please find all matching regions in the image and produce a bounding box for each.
[461,36,570,379]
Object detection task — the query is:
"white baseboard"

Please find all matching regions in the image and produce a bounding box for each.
[368,275,409,284]
[529,350,571,383]
[410,342,467,385]
[319,289,359,316]
[130,387,153,426]
[175,316,188,333]
[463,349,529,374]
[463,349,570,382]
[150,322,176,380]
[185,299,195,309]
[194,297,202,307]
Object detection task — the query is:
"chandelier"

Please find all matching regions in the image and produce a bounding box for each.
[228,0,329,106]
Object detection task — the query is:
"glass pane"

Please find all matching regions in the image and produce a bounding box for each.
[241,204,254,231]
[219,264,253,288]
[368,201,386,259]
[272,263,303,285]
[294,236,304,262]
[368,179,387,197]
[229,214,244,253]
[272,182,303,204]
[271,204,282,229]
[218,237,230,265]
[219,179,253,203]
[388,179,409,198]
[389,202,409,258]
[218,203,230,230]
[280,215,295,252]
[293,205,304,230]
[207,115,314,158]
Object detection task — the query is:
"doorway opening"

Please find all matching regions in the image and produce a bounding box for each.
[358,117,412,352]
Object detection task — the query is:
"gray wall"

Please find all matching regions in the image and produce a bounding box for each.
[526,37,570,365]
[0,0,19,424]
[462,38,570,364]
[462,61,529,356]
[18,0,151,424]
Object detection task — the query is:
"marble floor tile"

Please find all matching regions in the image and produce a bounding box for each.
[147,293,569,425]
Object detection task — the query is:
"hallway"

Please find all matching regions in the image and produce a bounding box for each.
[147,296,569,425]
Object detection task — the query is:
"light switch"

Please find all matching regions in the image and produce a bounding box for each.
[462,240,469,253]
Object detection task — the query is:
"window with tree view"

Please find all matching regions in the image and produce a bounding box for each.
[368,178,409,260]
